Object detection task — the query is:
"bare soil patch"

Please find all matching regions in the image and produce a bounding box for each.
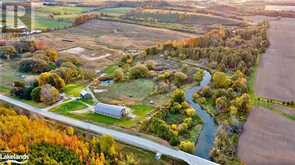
[35,19,195,50]
[254,18,295,101]
[238,107,295,165]
[34,19,195,70]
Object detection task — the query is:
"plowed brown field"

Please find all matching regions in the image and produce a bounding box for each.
[238,107,295,165]
[254,18,295,101]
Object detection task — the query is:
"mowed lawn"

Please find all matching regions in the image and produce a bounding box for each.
[51,100,153,128]
[64,84,85,97]
[51,100,87,115]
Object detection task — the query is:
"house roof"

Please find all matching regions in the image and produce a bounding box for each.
[80,90,90,96]
[95,103,125,118]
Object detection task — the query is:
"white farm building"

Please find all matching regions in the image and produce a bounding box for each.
[94,103,127,119]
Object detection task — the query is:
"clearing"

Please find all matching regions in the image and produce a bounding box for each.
[95,79,155,105]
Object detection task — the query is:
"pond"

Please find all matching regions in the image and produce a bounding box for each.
[100,79,114,86]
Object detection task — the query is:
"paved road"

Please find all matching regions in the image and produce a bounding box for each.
[0,95,217,165]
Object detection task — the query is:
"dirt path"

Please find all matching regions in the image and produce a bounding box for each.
[238,107,295,165]
[254,18,295,101]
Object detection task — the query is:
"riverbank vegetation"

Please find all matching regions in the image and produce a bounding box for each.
[144,21,269,163]
[0,104,185,164]
[141,89,202,153]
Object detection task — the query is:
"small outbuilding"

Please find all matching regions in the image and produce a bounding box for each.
[80,90,92,99]
[94,103,127,119]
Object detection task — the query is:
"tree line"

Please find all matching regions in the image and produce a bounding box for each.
[145,22,269,75]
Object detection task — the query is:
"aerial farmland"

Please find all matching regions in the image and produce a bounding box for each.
[0,0,295,165]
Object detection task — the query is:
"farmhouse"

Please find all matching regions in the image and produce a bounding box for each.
[95,103,127,119]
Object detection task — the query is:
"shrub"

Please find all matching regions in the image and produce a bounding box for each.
[174,71,188,86]
[212,72,232,88]
[145,60,156,70]
[171,89,185,103]
[113,68,124,82]
[37,72,65,91]
[194,69,204,83]
[129,64,150,79]
[19,59,50,73]
[158,70,172,80]
[185,108,196,117]
[179,141,195,153]
[31,87,41,102]
[40,84,60,105]
[46,48,58,62]
[0,46,17,59]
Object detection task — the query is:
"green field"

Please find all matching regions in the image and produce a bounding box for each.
[64,84,85,97]
[34,6,92,30]
[103,64,120,77]
[51,100,88,115]
[96,79,155,104]
[51,100,153,128]
[1,6,93,30]
[96,7,134,16]
[36,6,92,15]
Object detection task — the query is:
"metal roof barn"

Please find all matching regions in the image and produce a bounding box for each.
[94,103,126,119]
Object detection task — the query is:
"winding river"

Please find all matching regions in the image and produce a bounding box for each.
[185,71,218,160]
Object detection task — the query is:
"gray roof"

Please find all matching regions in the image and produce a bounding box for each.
[80,90,90,96]
[95,103,125,119]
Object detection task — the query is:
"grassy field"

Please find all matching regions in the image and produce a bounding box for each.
[33,6,93,30]
[64,84,85,97]
[103,64,120,77]
[95,7,134,16]
[36,6,92,15]
[0,86,10,94]
[51,100,88,115]
[51,100,153,128]
[96,79,155,104]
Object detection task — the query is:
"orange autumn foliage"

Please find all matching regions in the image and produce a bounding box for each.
[0,106,89,160]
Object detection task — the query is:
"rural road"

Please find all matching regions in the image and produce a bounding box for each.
[0,94,218,165]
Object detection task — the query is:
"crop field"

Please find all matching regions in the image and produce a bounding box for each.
[238,107,295,165]
[254,18,295,101]
[125,9,241,26]
[35,19,195,49]
[95,7,135,16]
[0,6,93,30]
[33,6,93,30]
[105,8,242,33]
[34,19,194,70]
